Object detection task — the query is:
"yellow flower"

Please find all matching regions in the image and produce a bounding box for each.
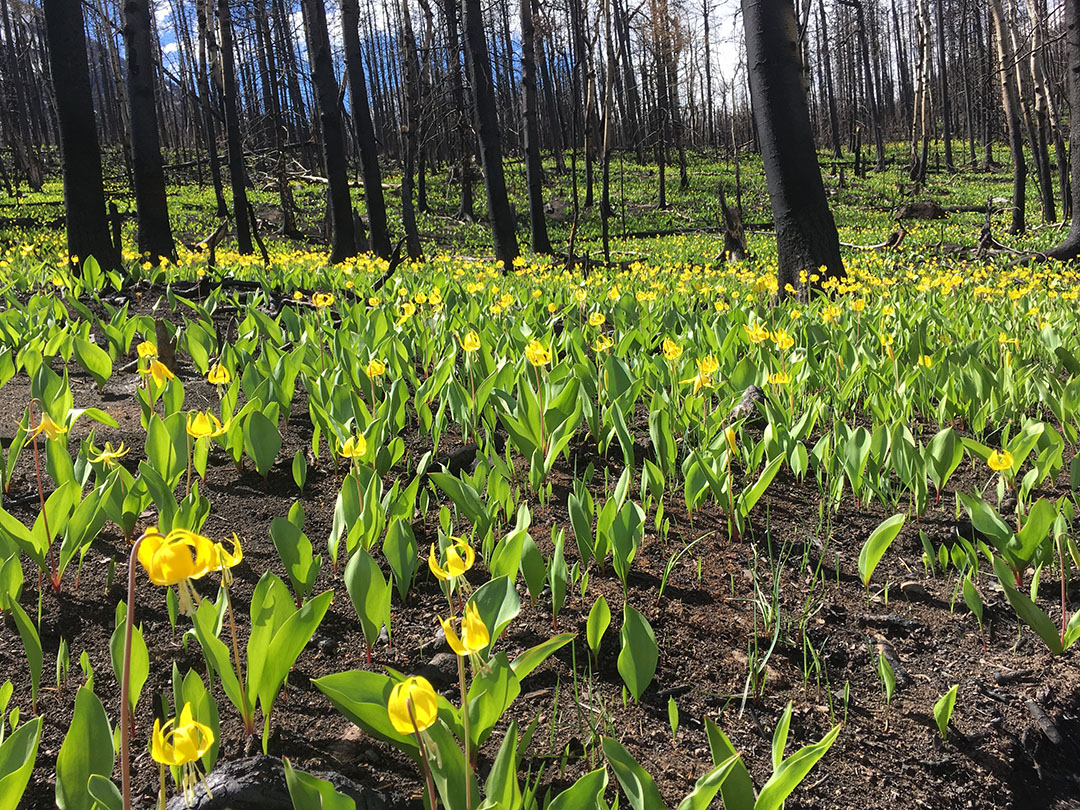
[88,441,128,466]
[440,603,490,657]
[387,677,438,735]
[368,297,381,307]
[400,302,416,319]
[339,434,367,459]
[918,354,932,368]
[768,370,792,385]
[312,292,335,308]
[744,322,770,344]
[593,334,614,353]
[186,411,226,439]
[151,703,214,767]
[293,291,304,301]
[724,427,737,454]
[428,538,475,581]
[461,330,481,353]
[771,329,794,351]
[588,312,606,327]
[851,298,867,312]
[139,360,175,386]
[547,303,557,313]
[987,449,1014,472]
[137,341,157,359]
[138,527,218,587]
[680,355,719,394]
[366,358,386,378]
[662,338,683,361]
[212,534,243,585]
[27,412,68,442]
[525,340,551,367]
[698,354,719,376]
[207,364,231,385]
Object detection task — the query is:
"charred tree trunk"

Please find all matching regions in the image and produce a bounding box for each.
[195,0,228,217]
[43,0,122,271]
[218,0,252,254]
[463,0,519,270]
[743,0,843,292]
[840,0,885,171]
[935,0,953,169]
[1046,0,1080,258]
[398,0,422,260]
[302,0,357,262]
[522,0,552,253]
[342,0,392,258]
[124,0,176,261]
[990,0,1026,235]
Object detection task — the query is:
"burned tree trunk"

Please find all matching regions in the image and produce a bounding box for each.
[301,0,357,262]
[743,0,843,293]
[463,0,519,271]
[43,0,122,271]
[1046,0,1080,259]
[522,0,552,253]
[989,0,1026,235]
[218,0,252,254]
[124,0,176,261]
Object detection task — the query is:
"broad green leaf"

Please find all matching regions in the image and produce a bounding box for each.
[705,718,756,810]
[344,548,390,649]
[282,758,356,810]
[601,736,667,810]
[547,768,608,810]
[468,576,520,658]
[55,685,114,810]
[244,409,283,479]
[755,723,842,810]
[0,716,41,810]
[934,684,958,740]
[857,513,906,587]
[587,595,611,658]
[72,338,113,390]
[617,604,658,701]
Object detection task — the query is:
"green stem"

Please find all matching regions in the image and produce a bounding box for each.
[407,703,439,810]
[457,654,474,809]
[121,533,150,810]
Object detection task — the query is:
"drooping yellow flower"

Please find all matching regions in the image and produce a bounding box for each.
[594,334,614,353]
[27,412,68,442]
[88,441,128,466]
[137,341,157,359]
[662,338,683,361]
[768,370,792,385]
[744,322,769,344]
[771,329,794,351]
[429,538,475,581]
[212,533,243,585]
[138,527,218,587]
[987,450,1014,472]
[139,360,175,386]
[339,434,367,459]
[461,330,481,353]
[680,355,719,395]
[851,298,867,312]
[918,354,932,368]
[207,364,231,385]
[588,312,606,327]
[366,358,386,379]
[525,340,551,367]
[724,426,738,454]
[151,703,214,766]
[400,302,416,319]
[186,411,226,439]
[440,603,490,657]
[387,676,438,735]
[312,292,335,308]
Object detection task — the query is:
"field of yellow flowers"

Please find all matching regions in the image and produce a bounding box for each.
[1,159,1079,810]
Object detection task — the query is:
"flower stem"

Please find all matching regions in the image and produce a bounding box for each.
[222,579,253,734]
[121,533,150,810]
[408,702,439,810]
[457,654,474,809]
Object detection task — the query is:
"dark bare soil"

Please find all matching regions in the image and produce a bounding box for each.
[2,292,1080,810]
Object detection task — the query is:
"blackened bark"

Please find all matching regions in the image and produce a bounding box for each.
[839,0,885,171]
[463,0,519,271]
[218,0,252,254]
[1046,0,1080,259]
[397,0,422,260]
[742,0,843,293]
[342,0,392,258]
[195,0,228,216]
[442,0,475,221]
[301,0,357,263]
[43,0,122,271]
[124,0,176,261]
[521,0,552,253]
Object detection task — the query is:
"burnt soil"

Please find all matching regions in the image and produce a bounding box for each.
[3,290,1080,810]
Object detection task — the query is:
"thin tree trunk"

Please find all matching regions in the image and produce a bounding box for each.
[522,0,552,253]
[398,0,422,260]
[218,0,252,254]
[989,0,1026,234]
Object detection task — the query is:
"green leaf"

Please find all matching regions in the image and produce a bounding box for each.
[992,555,1063,654]
[509,633,574,681]
[72,338,113,390]
[617,603,658,701]
[383,518,418,602]
[857,513,906,587]
[675,756,739,810]
[547,768,608,810]
[313,670,420,758]
[344,548,390,649]
[926,427,963,492]
[1012,498,1056,564]
[144,412,188,489]
[934,684,959,740]
[772,702,793,770]
[55,685,114,810]
[587,595,611,658]
[468,576,521,657]
[282,758,356,810]
[109,616,148,714]
[0,716,41,810]
[8,601,40,711]
[704,718,756,810]
[244,409,282,479]
[86,775,123,810]
[483,720,521,810]
[738,454,784,517]
[602,736,667,810]
[755,723,842,810]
